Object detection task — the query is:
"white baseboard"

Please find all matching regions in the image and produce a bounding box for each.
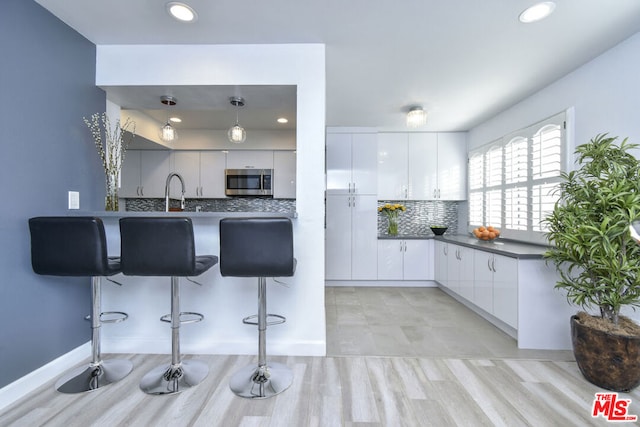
[102,338,326,357]
[326,280,437,287]
[0,342,90,412]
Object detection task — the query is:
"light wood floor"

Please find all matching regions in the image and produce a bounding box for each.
[2,287,639,426]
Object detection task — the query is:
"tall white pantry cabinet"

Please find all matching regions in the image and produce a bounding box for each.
[325,130,378,281]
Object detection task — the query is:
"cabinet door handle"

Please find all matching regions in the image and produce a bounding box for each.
[353,182,356,193]
[438,189,441,198]
[347,196,351,208]
[488,257,492,271]
[404,241,407,252]
[140,186,144,197]
[444,246,448,255]
[492,257,496,272]
[352,196,356,208]
[348,182,352,193]
[400,242,403,252]
[433,189,437,198]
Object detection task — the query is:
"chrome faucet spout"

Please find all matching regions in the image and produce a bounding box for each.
[165,173,186,212]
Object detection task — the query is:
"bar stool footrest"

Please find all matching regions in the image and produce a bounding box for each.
[160,311,204,324]
[84,311,129,324]
[242,313,286,326]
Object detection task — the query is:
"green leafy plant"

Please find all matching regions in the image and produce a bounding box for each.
[543,134,640,326]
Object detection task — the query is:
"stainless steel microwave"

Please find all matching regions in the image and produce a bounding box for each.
[225,169,273,196]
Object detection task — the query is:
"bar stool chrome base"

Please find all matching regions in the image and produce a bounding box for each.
[140,360,209,395]
[55,359,133,394]
[230,362,293,399]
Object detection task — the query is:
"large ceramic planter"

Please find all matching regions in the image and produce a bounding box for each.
[571,315,640,392]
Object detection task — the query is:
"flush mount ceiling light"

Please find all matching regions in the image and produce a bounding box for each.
[228,97,247,144]
[406,106,427,128]
[166,2,198,22]
[519,2,556,23]
[277,117,289,124]
[159,95,178,142]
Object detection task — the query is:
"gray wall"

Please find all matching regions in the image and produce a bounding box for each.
[0,0,106,387]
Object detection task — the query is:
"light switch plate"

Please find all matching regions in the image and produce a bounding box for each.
[68,191,80,209]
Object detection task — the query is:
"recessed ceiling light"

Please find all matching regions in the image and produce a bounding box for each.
[277,117,289,124]
[169,117,182,123]
[166,2,198,22]
[519,2,556,23]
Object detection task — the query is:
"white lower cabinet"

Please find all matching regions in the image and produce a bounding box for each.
[446,244,474,300]
[472,251,518,328]
[473,250,494,314]
[325,194,378,280]
[491,254,518,328]
[434,241,449,287]
[440,244,519,329]
[434,240,573,350]
[377,239,433,281]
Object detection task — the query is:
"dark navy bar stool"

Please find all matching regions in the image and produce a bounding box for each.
[119,217,217,395]
[219,217,296,399]
[28,216,133,394]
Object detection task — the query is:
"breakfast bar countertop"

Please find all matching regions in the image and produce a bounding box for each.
[75,210,298,219]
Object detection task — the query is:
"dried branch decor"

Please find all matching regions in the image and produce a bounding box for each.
[83,113,136,210]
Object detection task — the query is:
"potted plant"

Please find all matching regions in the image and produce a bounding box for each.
[543,134,640,392]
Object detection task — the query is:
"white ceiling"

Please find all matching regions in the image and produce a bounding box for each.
[36,0,640,132]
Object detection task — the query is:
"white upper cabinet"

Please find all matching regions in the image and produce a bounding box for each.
[377,132,467,200]
[408,133,438,199]
[377,133,408,199]
[121,150,171,198]
[170,151,200,198]
[273,150,297,199]
[226,150,274,170]
[199,151,227,198]
[120,150,142,198]
[436,133,467,200]
[326,132,377,195]
[170,151,226,199]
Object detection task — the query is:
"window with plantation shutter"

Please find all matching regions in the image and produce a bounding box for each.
[468,111,566,242]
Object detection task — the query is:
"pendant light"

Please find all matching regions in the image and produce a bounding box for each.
[228,97,246,143]
[159,96,178,142]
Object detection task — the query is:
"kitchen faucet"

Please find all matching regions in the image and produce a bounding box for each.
[165,172,186,212]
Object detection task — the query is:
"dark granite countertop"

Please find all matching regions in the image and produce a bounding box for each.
[378,233,550,259]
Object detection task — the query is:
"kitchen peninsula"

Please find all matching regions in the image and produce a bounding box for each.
[87,210,315,358]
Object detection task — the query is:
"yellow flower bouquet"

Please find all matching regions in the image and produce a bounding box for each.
[378,203,406,235]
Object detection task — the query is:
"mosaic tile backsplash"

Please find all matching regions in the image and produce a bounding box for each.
[126,198,459,237]
[377,200,459,236]
[125,198,296,213]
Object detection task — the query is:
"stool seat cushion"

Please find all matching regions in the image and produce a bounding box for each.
[120,217,217,277]
[29,217,120,277]
[219,217,295,277]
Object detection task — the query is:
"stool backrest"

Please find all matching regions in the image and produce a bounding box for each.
[119,217,196,276]
[219,217,295,277]
[29,216,111,276]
